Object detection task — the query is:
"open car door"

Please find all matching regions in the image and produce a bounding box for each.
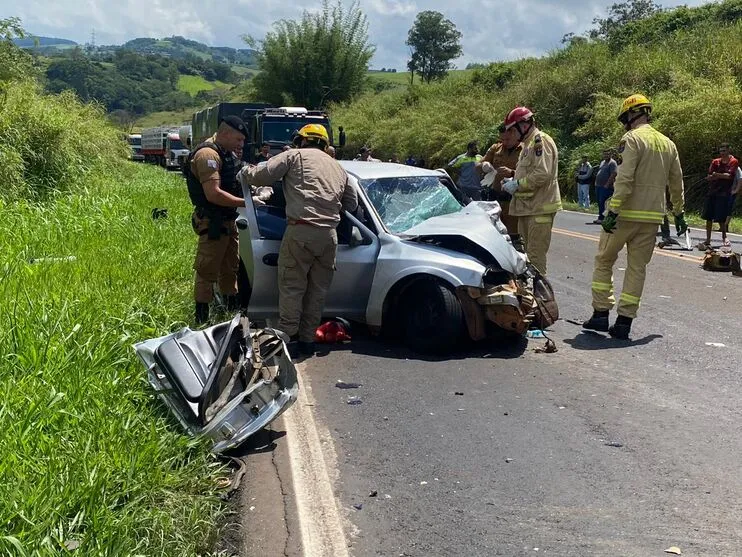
[134,313,298,454]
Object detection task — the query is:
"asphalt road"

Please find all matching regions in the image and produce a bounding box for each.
[240,210,742,557]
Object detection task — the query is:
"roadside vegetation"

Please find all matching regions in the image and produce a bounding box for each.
[1,21,225,554]
[330,0,742,215]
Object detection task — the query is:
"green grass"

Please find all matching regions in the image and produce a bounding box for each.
[366,69,473,85]
[562,200,742,234]
[177,74,228,95]
[134,108,194,130]
[0,162,228,555]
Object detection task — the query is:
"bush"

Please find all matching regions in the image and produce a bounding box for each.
[0,81,128,200]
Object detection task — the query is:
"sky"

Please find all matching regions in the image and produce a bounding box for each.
[1,0,708,69]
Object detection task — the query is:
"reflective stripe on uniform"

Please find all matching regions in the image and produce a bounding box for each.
[541,202,562,212]
[515,192,534,198]
[592,281,613,292]
[534,215,552,224]
[620,209,664,223]
[519,178,528,186]
[609,198,622,209]
[620,292,641,305]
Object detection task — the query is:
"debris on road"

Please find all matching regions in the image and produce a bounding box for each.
[526,329,545,339]
[28,255,77,264]
[420,481,428,485]
[352,503,363,511]
[604,441,623,448]
[664,546,682,555]
[369,490,378,497]
[455,391,464,396]
[534,339,558,353]
[347,396,363,405]
[336,380,362,389]
[705,342,726,348]
[505,458,514,463]
[315,319,352,343]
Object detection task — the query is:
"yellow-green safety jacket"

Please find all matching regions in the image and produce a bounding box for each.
[608,123,685,223]
[510,127,563,217]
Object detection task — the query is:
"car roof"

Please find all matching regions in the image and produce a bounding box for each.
[339,160,444,180]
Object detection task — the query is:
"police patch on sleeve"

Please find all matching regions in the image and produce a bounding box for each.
[207,159,218,169]
[534,134,543,156]
[618,140,626,154]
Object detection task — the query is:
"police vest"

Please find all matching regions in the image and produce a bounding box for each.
[185,141,241,217]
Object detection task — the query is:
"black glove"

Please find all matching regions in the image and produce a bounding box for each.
[674,212,688,236]
[601,211,618,234]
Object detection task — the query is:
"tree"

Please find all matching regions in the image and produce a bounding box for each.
[0,17,35,82]
[249,0,375,108]
[406,11,462,84]
[589,0,663,41]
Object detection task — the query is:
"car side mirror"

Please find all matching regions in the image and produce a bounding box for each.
[349,226,363,248]
[236,217,248,230]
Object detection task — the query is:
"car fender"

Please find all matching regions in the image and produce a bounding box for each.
[365,235,487,327]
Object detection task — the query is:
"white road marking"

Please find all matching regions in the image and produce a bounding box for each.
[284,364,350,557]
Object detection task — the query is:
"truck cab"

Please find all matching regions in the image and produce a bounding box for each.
[251,107,332,161]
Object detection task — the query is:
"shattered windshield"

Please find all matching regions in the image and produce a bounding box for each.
[359,176,463,233]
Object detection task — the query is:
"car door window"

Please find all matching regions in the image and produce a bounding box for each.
[255,181,286,240]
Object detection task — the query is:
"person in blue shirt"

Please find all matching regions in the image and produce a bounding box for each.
[447,141,483,200]
[592,149,618,224]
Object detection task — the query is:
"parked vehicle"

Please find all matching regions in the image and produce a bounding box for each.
[177,125,193,172]
[134,313,298,454]
[192,103,332,163]
[236,162,557,353]
[141,126,190,170]
[128,133,144,162]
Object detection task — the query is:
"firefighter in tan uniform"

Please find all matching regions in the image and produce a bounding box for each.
[500,107,562,275]
[476,123,522,236]
[239,124,358,357]
[583,94,687,339]
[186,116,247,325]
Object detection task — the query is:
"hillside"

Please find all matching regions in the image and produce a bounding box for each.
[119,36,257,66]
[13,36,77,48]
[330,0,742,212]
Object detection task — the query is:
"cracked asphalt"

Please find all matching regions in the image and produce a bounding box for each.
[239,211,742,556]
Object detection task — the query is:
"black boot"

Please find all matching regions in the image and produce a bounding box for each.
[609,315,632,340]
[195,302,210,325]
[583,310,609,332]
[298,341,315,356]
[226,294,241,312]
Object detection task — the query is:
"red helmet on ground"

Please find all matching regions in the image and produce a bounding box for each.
[503,106,535,130]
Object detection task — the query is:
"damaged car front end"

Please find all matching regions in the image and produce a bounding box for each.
[134,313,298,453]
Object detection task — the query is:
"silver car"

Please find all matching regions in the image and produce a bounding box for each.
[237,161,547,353]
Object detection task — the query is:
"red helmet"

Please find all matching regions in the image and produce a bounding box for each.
[503,106,534,130]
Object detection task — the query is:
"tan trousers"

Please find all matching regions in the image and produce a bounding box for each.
[518,214,554,275]
[591,221,657,319]
[192,212,239,303]
[278,224,338,342]
[500,201,519,234]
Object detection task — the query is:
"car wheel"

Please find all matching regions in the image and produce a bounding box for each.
[403,280,464,354]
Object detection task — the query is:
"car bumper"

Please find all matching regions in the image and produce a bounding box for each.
[455,282,536,339]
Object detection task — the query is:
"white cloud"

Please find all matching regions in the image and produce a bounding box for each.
[0,0,714,69]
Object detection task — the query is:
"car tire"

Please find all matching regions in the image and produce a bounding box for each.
[403,280,465,354]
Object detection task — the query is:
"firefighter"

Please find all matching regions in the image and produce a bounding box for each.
[476,122,523,236]
[583,94,687,339]
[501,106,562,275]
[239,124,358,357]
[186,115,247,325]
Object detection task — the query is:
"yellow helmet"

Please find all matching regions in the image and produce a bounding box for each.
[618,94,652,123]
[297,123,329,145]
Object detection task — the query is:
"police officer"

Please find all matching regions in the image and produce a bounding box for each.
[239,124,358,356]
[186,115,247,324]
[476,123,523,235]
[501,106,562,275]
[583,94,687,339]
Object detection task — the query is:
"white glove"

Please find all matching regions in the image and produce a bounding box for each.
[481,161,494,174]
[502,178,519,195]
[255,186,272,201]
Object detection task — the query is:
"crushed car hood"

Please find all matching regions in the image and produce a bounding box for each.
[403,204,528,276]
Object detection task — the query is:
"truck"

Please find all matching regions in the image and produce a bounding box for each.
[141,126,190,170]
[177,125,193,172]
[191,103,332,163]
[127,133,144,162]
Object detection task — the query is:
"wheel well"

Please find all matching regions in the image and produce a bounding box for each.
[381,274,454,333]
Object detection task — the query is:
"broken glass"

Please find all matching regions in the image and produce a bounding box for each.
[359,176,463,233]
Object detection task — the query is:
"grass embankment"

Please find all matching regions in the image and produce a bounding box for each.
[0,68,226,553]
[0,163,226,555]
[331,0,742,215]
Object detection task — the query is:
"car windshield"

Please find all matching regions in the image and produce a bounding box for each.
[359,176,463,233]
[262,121,302,143]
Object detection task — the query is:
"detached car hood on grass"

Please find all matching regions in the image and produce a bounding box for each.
[402,203,527,276]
